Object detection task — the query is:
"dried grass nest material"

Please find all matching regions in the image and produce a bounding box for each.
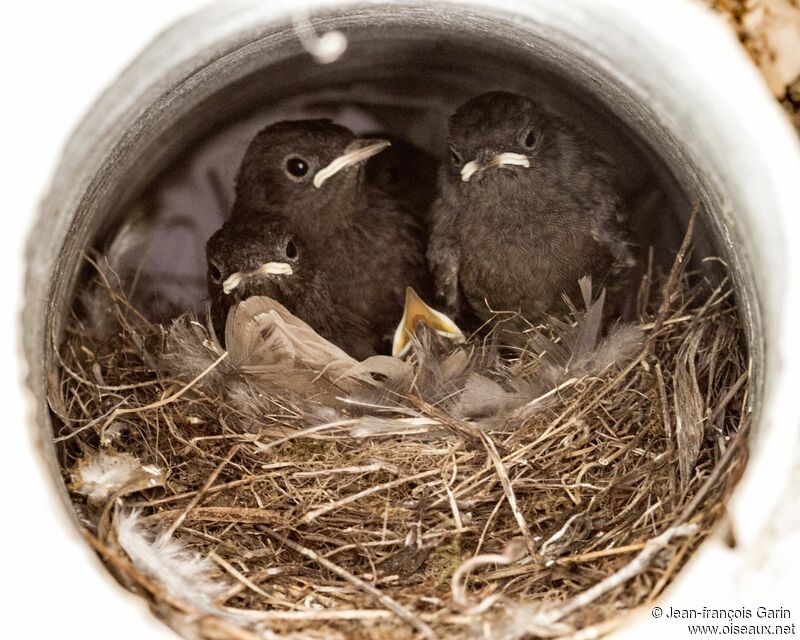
[51,232,749,640]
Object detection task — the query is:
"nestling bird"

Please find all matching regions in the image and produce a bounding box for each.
[229,119,434,356]
[206,212,374,358]
[428,91,635,327]
[391,286,464,358]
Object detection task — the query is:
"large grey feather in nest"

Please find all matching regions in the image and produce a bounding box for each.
[160,296,412,418]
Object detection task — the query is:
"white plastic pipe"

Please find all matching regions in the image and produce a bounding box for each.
[16,1,800,638]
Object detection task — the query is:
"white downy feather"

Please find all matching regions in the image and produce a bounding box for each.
[349,416,440,439]
[71,451,164,504]
[115,509,227,609]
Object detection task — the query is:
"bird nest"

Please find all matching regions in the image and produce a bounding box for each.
[50,221,749,640]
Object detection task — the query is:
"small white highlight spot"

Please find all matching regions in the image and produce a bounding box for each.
[292,10,348,65]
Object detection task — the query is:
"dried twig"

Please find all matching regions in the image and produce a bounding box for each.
[513,523,698,637]
[258,527,438,639]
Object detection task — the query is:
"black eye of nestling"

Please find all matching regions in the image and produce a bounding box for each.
[449,145,462,165]
[285,238,298,260]
[285,156,309,178]
[523,129,537,149]
[208,262,223,283]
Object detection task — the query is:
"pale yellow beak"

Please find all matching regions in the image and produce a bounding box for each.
[313,139,391,188]
[461,152,531,182]
[391,287,465,358]
[222,262,293,295]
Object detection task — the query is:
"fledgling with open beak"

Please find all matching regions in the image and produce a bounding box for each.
[206,213,375,358]
[230,119,433,356]
[428,91,635,327]
[392,287,465,359]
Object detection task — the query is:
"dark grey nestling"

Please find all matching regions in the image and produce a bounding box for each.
[206,213,374,359]
[230,119,433,356]
[428,91,635,326]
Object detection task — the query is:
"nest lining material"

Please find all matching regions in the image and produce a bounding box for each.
[51,218,749,640]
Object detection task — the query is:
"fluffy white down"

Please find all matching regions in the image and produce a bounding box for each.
[115,510,227,608]
[73,451,162,503]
